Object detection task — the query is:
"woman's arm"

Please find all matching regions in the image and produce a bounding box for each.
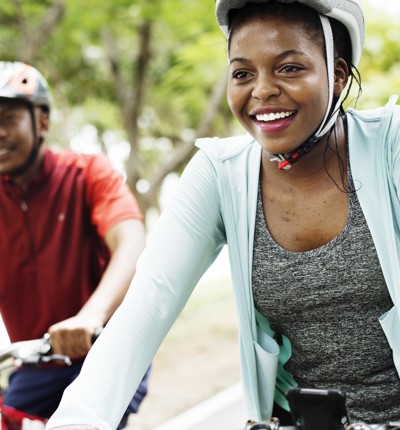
[46,151,226,430]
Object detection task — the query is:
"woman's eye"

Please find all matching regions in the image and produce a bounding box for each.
[280,64,302,73]
[232,70,251,80]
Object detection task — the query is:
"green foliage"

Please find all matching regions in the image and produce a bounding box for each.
[0,0,399,211]
[351,1,400,109]
[0,0,398,127]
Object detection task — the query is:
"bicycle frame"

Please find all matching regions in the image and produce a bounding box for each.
[0,398,47,430]
[0,336,70,430]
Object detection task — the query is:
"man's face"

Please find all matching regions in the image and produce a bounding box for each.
[0,99,47,176]
[0,99,35,175]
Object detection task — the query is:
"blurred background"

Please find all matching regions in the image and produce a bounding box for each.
[0,0,398,227]
[0,0,399,428]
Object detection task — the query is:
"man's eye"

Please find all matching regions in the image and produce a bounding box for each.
[3,114,17,124]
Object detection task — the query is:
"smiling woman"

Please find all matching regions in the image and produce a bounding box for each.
[45,1,400,429]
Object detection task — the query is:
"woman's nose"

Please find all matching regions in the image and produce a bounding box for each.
[251,76,281,100]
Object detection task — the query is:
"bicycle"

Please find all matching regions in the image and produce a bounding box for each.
[244,387,400,430]
[245,419,400,430]
[0,334,71,430]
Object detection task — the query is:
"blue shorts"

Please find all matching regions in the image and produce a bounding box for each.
[4,362,150,429]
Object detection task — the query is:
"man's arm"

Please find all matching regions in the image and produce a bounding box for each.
[48,218,146,359]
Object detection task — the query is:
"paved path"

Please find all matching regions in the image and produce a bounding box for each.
[154,383,248,430]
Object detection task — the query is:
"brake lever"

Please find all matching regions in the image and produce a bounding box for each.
[39,354,72,366]
[0,328,102,371]
[6,334,71,368]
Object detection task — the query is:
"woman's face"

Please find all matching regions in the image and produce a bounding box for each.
[227,14,330,157]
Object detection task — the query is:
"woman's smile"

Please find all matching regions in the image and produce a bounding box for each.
[251,108,297,133]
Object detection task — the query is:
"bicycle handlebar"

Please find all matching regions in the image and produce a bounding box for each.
[2,337,398,430]
[245,419,400,430]
[0,334,72,372]
[0,328,104,372]
[245,418,295,429]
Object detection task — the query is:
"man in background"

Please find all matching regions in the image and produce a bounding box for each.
[0,61,150,428]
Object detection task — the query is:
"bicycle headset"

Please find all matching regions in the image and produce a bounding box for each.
[0,61,51,177]
[215,0,365,170]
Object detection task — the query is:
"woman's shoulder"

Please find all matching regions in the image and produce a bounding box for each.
[346,95,400,124]
[195,133,258,160]
[346,105,386,123]
[346,96,400,149]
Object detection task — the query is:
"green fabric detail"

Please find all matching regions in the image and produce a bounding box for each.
[255,309,298,411]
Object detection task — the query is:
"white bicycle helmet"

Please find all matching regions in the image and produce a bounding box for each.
[216,0,364,66]
[0,62,51,112]
[0,62,51,176]
[215,0,365,169]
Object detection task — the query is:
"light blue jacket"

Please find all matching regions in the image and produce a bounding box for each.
[46,96,400,430]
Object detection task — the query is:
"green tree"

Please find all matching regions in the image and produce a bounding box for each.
[354,2,400,109]
[0,0,231,215]
[0,0,399,217]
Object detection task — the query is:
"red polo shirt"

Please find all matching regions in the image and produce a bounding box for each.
[0,148,143,342]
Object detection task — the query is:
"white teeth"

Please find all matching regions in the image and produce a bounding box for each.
[255,111,294,122]
[0,148,10,156]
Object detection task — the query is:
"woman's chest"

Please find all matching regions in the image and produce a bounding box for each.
[262,187,348,252]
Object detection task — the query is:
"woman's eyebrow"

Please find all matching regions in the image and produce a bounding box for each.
[229,49,309,65]
[276,49,308,59]
[229,56,249,65]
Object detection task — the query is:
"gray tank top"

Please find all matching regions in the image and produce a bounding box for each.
[252,173,400,423]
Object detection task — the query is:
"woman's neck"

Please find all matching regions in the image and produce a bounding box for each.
[263,117,347,190]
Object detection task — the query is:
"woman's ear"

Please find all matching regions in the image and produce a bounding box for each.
[334,58,349,97]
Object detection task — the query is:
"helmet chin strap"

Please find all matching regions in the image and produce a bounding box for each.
[9,138,43,177]
[270,15,341,171]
